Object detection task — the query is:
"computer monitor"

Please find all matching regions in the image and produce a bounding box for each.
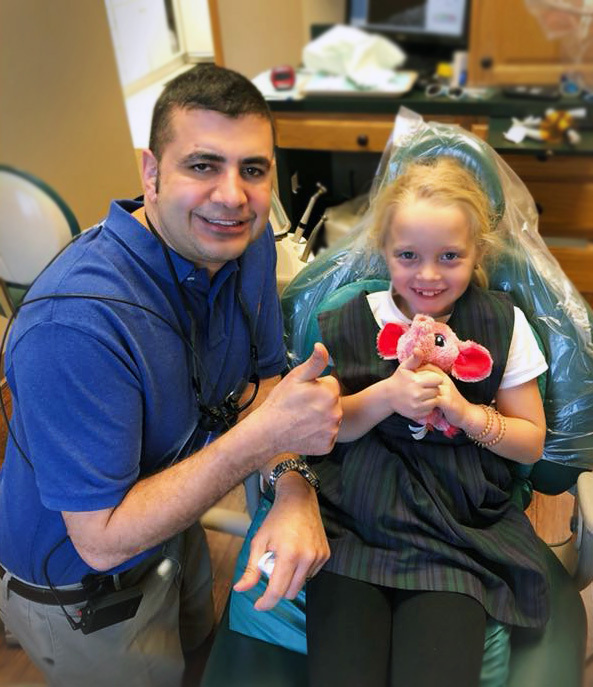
[347,0,470,72]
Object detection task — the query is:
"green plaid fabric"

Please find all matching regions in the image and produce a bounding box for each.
[312,284,549,628]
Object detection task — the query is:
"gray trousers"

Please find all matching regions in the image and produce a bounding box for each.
[0,521,214,687]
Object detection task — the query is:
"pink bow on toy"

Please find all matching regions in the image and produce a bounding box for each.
[377,314,493,438]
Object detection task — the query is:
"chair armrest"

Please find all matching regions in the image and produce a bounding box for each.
[200,474,262,538]
[553,471,593,590]
[200,507,251,538]
[572,471,593,590]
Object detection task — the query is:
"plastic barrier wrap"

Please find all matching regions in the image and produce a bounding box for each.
[281,108,593,468]
[526,0,593,42]
[525,0,593,89]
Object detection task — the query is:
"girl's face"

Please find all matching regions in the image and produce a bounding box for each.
[383,199,479,319]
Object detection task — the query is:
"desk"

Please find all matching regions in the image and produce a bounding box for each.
[269,91,593,306]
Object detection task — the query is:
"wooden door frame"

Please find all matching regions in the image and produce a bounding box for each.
[207,0,225,66]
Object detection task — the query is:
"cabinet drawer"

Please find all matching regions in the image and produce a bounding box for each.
[274,113,395,152]
[522,181,593,239]
[501,154,593,239]
[548,244,593,307]
[273,113,486,153]
[502,154,593,181]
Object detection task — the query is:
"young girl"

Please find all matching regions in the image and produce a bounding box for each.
[306,158,549,687]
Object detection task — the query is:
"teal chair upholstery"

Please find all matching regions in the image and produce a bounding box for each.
[204,279,587,686]
[0,165,80,312]
[202,113,593,687]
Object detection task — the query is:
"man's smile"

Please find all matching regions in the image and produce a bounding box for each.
[194,213,253,233]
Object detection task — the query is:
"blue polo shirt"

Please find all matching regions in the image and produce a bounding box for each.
[0,200,286,584]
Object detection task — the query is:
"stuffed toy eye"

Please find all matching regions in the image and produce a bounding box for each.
[434,334,446,347]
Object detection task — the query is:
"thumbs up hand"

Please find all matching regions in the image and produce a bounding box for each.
[263,343,342,456]
[289,341,330,382]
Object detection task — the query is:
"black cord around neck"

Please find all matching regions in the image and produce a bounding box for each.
[143,212,259,427]
[144,212,206,401]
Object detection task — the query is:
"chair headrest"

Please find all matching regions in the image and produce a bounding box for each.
[282,109,593,475]
[0,165,80,284]
[375,120,506,223]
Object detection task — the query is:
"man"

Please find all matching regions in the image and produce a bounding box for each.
[0,64,341,686]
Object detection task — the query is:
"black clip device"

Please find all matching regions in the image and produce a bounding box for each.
[78,575,143,635]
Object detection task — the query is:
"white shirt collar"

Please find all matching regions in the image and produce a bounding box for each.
[366,289,452,327]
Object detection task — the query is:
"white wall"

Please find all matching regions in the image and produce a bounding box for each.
[301,0,346,45]
[178,0,214,58]
[105,0,181,88]
[214,0,345,78]
[0,0,141,228]
[106,0,215,89]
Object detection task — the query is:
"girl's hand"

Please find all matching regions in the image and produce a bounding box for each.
[422,364,482,431]
[387,351,443,424]
[429,369,472,428]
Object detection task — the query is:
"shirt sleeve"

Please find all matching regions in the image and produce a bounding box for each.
[9,321,144,512]
[252,224,288,378]
[499,307,548,389]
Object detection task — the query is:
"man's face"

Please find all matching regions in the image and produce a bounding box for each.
[143,108,275,276]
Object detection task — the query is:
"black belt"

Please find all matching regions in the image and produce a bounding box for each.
[0,563,89,606]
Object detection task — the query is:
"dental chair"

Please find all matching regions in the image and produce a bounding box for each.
[0,165,80,313]
[202,111,593,687]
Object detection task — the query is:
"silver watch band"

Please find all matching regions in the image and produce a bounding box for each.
[267,458,320,493]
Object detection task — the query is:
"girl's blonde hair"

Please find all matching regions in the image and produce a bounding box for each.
[369,157,504,288]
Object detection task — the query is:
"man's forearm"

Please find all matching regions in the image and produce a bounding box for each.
[65,348,341,571]
[237,376,300,484]
[63,407,280,570]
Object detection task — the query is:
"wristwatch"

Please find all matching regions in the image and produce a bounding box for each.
[268,458,320,493]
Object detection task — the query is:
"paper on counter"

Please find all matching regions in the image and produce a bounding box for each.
[303,70,417,97]
[302,24,406,86]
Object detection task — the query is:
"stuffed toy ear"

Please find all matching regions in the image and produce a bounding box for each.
[377,322,407,360]
[451,341,493,382]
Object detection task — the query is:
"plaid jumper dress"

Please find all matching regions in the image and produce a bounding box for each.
[312,283,549,628]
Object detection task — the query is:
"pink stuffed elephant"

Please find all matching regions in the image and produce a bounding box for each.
[376,314,493,438]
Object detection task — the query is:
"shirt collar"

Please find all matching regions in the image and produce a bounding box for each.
[105,199,239,294]
[368,289,452,327]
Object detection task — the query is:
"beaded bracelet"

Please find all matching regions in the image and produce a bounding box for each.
[465,404,494,441]
[476,411,507,449]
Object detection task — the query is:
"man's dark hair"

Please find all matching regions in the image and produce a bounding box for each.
[149,63,275,160]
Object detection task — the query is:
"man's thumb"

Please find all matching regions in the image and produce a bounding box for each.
[291,342,329,381]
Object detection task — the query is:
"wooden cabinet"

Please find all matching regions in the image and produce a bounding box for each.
[503,154,593,240]
[501,153,593,305]
[468,0,593,86]
[271,107,593,307]
[274,113,395,153]
[274,113,488,153]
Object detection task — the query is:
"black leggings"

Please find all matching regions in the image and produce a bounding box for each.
[306,571,487,687]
